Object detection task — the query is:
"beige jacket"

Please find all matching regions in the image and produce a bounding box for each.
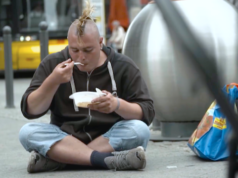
[109,26,126,50]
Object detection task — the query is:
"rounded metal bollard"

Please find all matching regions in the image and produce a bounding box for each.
[3,26,15,108]
[39,21,51,115]
[123,1,238,140]
[39,21,49,61]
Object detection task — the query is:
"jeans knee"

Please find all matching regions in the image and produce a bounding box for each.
[19,123,40,150]
[129,120,150,144]
[116,120,150,150]
[19,123,31,150]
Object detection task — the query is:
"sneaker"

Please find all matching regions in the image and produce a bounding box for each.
[27,151,66,173]
[104,146,146,170]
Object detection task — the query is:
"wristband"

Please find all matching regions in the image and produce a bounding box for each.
[115,97,120,111]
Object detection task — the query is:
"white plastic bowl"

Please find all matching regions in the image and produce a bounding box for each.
[69,91,104,108]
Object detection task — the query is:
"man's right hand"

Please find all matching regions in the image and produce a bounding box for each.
[26,59,75,115]
[50,59,75,85]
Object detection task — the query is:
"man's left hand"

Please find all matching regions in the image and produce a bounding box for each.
[88,90,118,113]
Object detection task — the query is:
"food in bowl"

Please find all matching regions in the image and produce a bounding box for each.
[69,91,104,108]
[77,102,92,108]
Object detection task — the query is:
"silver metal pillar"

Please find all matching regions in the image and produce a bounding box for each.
[39,21,49,61]
[3,26,15,108]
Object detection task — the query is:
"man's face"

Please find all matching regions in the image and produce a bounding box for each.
[68,31,102,72]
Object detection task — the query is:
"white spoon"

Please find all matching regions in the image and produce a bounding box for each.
[73,62,84,66]
[96,88,106,96]
[64,62,84,66]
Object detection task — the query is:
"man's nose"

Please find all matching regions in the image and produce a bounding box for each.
[78,51,85,60]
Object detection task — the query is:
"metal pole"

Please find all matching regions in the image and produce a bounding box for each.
[39,21,51,115]
[39,21,49,61]
[3,26,15,108]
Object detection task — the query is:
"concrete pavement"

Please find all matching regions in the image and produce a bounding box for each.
[0,78,229,178]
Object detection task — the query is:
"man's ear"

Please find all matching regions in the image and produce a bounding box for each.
[99,37,104,49]
[99,37,104,44]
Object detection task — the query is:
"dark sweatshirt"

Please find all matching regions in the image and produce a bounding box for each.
[21,45,155,144]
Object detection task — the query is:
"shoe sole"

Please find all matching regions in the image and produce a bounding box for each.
[27,151,37,173]
[27,151,66,173]
[136,146,146,169]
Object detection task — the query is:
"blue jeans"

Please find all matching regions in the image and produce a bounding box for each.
[19,120,150,157]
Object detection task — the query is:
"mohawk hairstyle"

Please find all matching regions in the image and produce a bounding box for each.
[75,0,96,42]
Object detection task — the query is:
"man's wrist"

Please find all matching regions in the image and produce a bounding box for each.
[114,97,120,111]
[48,73,61,86]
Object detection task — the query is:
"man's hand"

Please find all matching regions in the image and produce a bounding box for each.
[26,59,74,115]
[88,90,118,113]
[50,59,74,85]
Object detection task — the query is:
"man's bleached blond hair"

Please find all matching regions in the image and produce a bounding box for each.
[74,0,96,42]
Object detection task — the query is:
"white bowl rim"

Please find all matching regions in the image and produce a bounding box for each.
[69,91,100,99]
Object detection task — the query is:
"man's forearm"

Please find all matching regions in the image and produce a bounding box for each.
[27,74,60,115]
[115,98,143,120]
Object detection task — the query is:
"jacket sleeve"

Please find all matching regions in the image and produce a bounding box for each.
[121,64,155,125]
[21,62,51,119]
[114,27,125,44]
[109,30,116,42]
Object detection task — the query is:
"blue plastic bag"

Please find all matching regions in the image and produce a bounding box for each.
[188,83,238,160]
